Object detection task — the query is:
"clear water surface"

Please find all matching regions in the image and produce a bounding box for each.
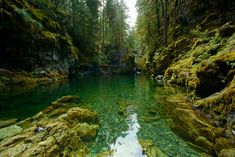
[0,75,201,157]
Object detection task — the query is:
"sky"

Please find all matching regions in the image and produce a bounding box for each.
[124,0,138,27]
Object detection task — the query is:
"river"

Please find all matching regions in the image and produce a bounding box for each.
[0,75,201,156]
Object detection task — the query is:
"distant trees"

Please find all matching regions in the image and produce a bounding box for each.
[34,0,130,64]
[136,0,182,55]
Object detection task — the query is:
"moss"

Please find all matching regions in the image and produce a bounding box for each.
[194,76,235,119]
[136,55,147,70]
[41,31,58,41]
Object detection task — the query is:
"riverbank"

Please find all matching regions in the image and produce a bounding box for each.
[135,21,235,156]
[0,68,68,89]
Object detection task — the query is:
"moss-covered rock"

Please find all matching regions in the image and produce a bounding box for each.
[164,24,234,94]
[0,119,17,129]
[0,95,99,156]
[139,139,167,157]
[166,94,224,154]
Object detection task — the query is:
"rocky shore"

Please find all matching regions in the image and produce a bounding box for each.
[0,95,99,156]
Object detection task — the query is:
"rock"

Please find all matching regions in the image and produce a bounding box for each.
[0,125,23,140]
[117,99,133,117]
[76,123,99,141]
[214,138,231,155]
[219,148,235,157]
[0,119,17,128]
[167,95,216,154]
[0,122,88,156]
[65,107,98,124]
[139,139,167,157]
[96,150,114,157]
[155,75,164,81]
[38,70,48,77]
[0,96,99,156]
[56,95,80,103]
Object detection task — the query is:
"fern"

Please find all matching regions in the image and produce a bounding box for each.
[15,8,44,31]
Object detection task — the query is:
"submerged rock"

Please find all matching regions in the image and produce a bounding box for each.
[139,139,167,157]
[117,99,133,116]
[166,93,235,156]
[56,95,80,104]
[0,95,99,156]
[0,118,17,128]
[167,95,222,154]
[0,125,23,140]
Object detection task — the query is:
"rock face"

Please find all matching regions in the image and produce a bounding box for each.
[0,0,79,78]
[0,95,99,157]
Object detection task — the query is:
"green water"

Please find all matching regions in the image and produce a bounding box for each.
[0,75,200,156]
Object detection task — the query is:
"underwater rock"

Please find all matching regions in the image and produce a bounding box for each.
[167,95,218,154]
[117,99,133,117]
[96,150,114,157]
[0,118,17,128]
[0,96,99,156]
[56,95,80,104]
[166,94,235,156]
[65,107,98,124]
[76,123,99,141]
[139,139,167,157]
[0,122,88,156]
[0,125,23,140]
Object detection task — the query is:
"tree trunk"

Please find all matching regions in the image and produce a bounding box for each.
[172,0,178,39]
[163,0,168,45]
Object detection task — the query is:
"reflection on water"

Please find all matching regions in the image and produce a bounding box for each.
[110,113,146,157]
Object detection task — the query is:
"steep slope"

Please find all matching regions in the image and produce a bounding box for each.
[0,0,79,80]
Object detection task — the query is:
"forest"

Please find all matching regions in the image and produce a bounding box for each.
[0,0,235,156]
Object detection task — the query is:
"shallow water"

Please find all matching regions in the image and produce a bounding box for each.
[0,75,201,156]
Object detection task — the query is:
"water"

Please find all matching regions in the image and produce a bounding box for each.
[0,75,201,156]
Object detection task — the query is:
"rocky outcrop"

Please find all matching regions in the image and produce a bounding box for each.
[0,0,79,78]
[139,139,167,157]
[0,68,68,88]
[0,95,99,156]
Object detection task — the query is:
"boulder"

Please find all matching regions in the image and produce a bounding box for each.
[65,107,98,124]
[76,123,99,141]
[139,139,167,157]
